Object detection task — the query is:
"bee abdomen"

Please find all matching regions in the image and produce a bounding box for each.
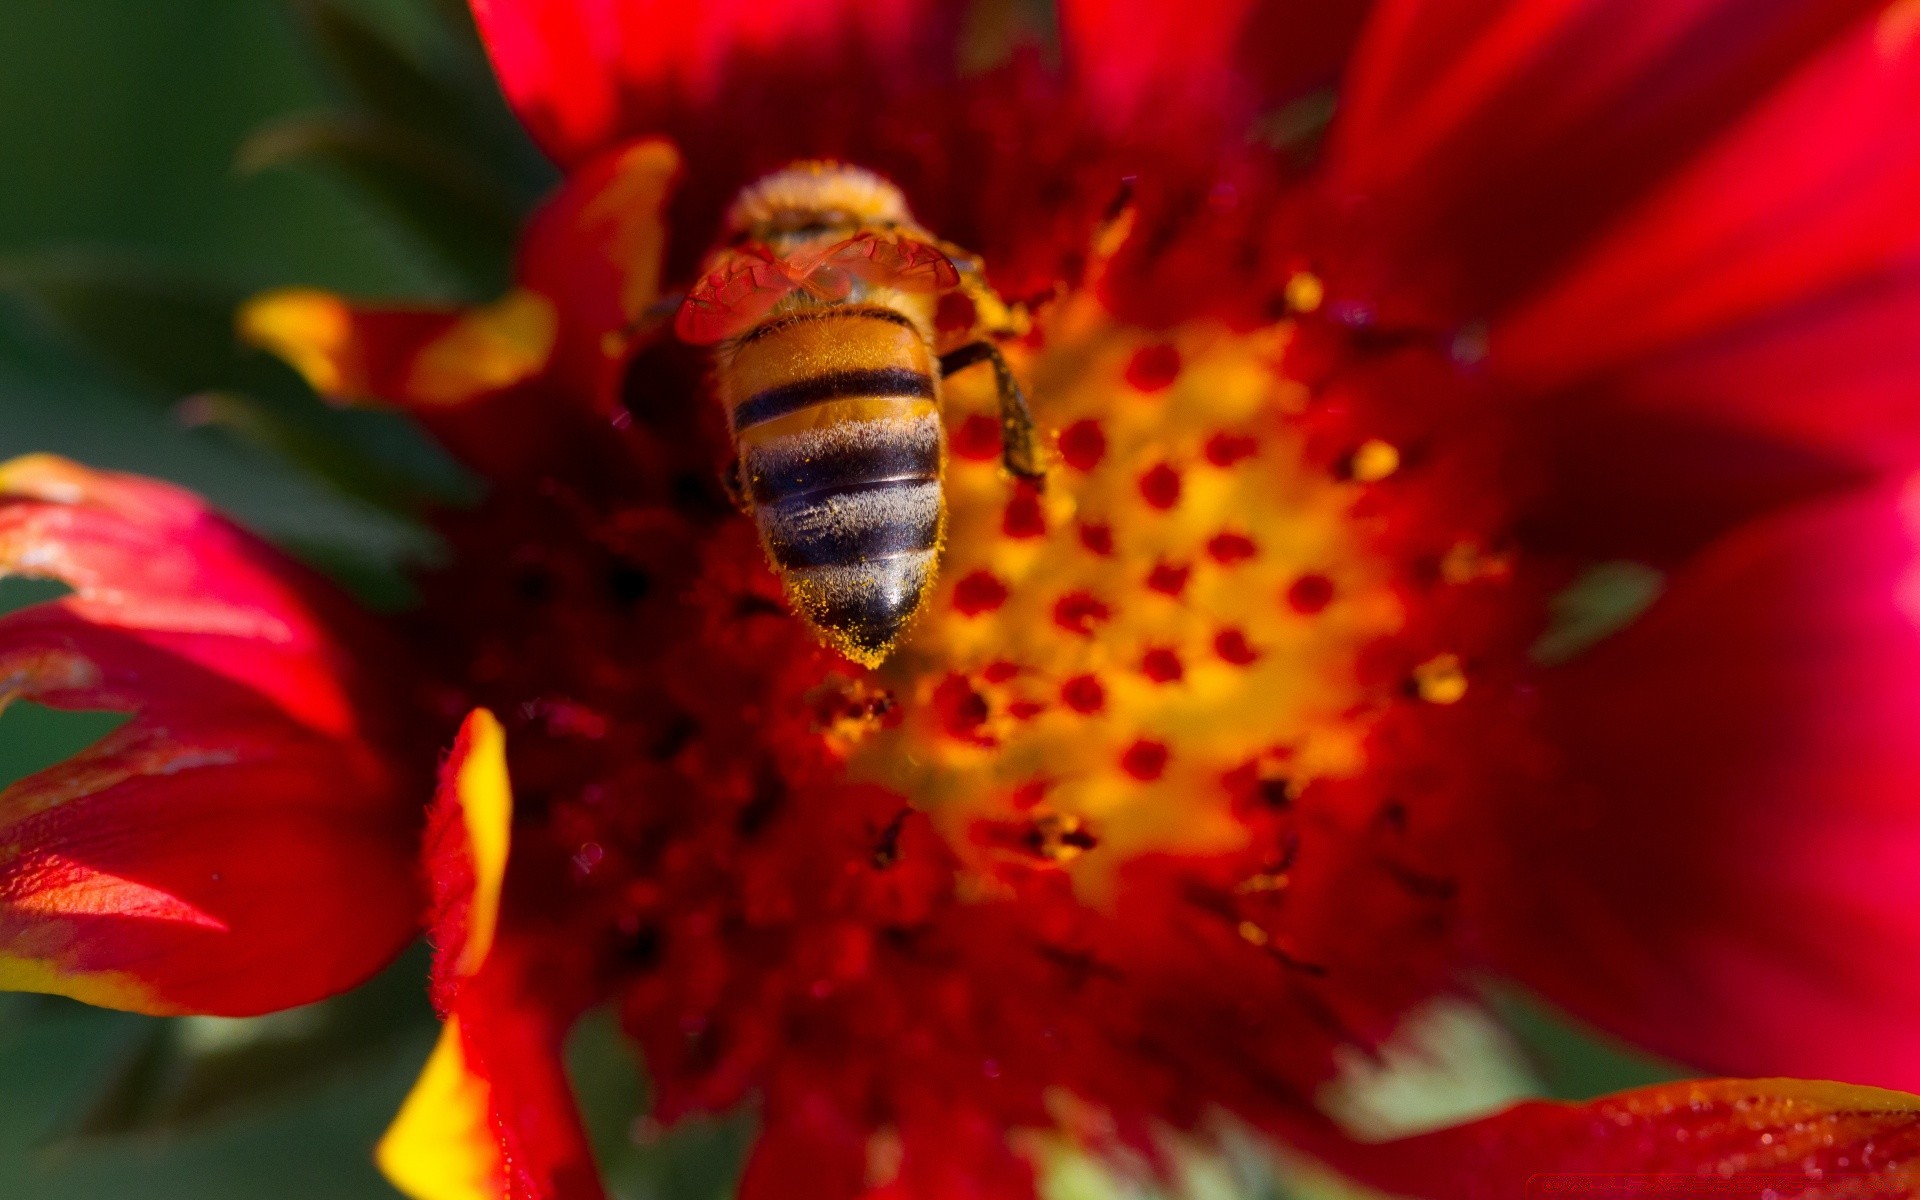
[760,477,942,568]
[745,411,945,663]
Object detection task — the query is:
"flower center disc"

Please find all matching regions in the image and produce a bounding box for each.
[842,295,1406,895]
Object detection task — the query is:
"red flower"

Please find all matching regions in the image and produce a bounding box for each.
[10,0,1920,1196]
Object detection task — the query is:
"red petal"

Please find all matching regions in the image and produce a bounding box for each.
[0,457,419,1016]
[468,0,937,168]
[1589,273,1920,478]
[1058,0,1371,127]
[381,711,604,1200]
[1326,0,1887,321]
[1497,3,1920,387]
[1479,483,1920,1088]
[1513,273,1920,563]
[516,136,679,375]
[1319,1077,1920,1198]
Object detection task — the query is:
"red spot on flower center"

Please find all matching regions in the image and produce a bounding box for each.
[1142,649,1184,683]
[982,660,1019,683]
[1008,700,1045,720]
[952,570,1008,615]
[1146,562,1190,596]
[1207,533,1257,565]
[935,292,977,334]
[1061,675,1105,714]
[1139,463,1182,509]
[1009,779,1049,810]
[1121,740,1170,781]
[934,675,993,743]
[1124,343,1182,391]
[953,414,1001,461]
[1057,420,1107,471]
[1002,485,1046,538]
[1053,591,1112,636]
[1205,432,1259,466]
[1078,523,1114,556]
[1287,573,1335,614]
[1215,629,1258,665]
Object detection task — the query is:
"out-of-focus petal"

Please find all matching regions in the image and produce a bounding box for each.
[0,456,419,1016]
[244,138,678,476]
[467,0,937,168]
[1321,1077,1920,1199]
[1511,272,1920,563]
[1581,273,1920,478]
[239,288,557,412]
[1324,0,1887,321]
[1477,482,1920,1089]
[1058,0,1371,127]
[380,710,603,1200]
[1497,2,1920,387]
[515,136,678,399]
[240,287,568,479]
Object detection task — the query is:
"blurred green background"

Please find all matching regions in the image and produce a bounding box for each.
[0,3,1686,1196]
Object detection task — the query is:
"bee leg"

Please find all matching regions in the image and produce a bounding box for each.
[939,341,1045,483]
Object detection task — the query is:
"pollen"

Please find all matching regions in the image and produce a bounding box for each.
[842,292,1409,894]
[1283,271,1325,314]
[1411,654,1469,704]
[1347,439,1402,483]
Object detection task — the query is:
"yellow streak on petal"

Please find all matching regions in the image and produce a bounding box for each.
[0,453,96,504]
[238,288,355,398]
[1878,0,1920,55]
[376,1017,505,1200]
[406,290,558,407]
[0,952,179,1014]
[582,139,682,324]
[453,709,511,979]
[4,852,227,929]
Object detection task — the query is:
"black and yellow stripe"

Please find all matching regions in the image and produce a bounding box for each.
[722,308,946,664]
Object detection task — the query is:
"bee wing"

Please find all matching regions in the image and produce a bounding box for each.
[674,251,805,345]
[819,232,962,294]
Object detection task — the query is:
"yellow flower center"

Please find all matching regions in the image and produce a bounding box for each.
[839,292,1407,898]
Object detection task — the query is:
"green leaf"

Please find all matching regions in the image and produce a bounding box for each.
[0,701,130,793]
[0,254,475,522]
[567,1008,755,1200]
[295,0,555,209]
[237,113,521,295]
[179,390,450,515]
[1530,561,1665,665]
[299,0,482,162]
[0,256,292,402]
[50,944,436,1143]
[1485,985,1693,1101]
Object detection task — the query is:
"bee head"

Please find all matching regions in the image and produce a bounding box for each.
[726,162,915,245]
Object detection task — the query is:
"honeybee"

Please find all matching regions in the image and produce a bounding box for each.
[676,161,1043,667]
